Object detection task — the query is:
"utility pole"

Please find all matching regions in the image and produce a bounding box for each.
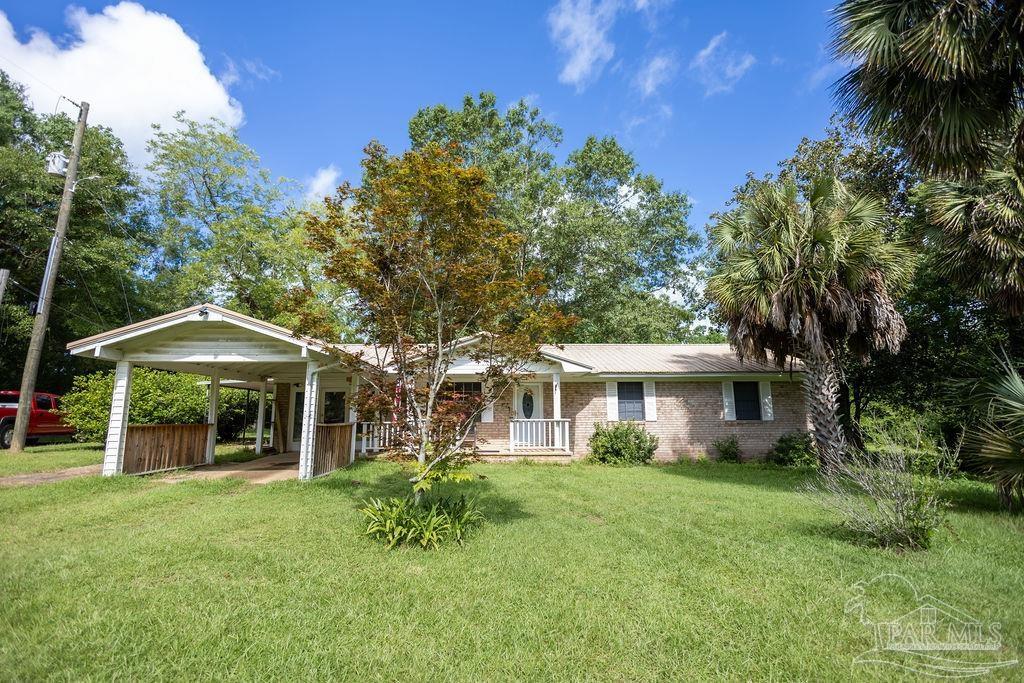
[0,269,9,306]
[10,102,89,453]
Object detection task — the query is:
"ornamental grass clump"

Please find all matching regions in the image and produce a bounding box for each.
[804,432,954,550]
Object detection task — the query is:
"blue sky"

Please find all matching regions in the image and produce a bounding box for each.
[2,0,843,229]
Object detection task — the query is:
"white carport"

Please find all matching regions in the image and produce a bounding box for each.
[66,303,363,480]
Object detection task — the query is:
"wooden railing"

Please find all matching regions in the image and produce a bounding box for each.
[312,422,354,477]
[357,422,397,455]
[123,423,210,474]
[509,419,570,452]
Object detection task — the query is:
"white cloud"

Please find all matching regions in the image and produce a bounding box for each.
[688,31,756,97]
[623,103,673,143]
[0,2,244,164]
[634,52,677,97]
[548,0,621,92]
[305,164,340,202]
[804,57,856,92]
[633,0,672,31]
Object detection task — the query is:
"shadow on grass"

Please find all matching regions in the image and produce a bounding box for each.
[656,460,816,493]
[940,478,1006,515]
[314,460,531,526]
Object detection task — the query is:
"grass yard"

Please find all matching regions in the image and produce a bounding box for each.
[1,461,1021,680]
[0,442,265,477]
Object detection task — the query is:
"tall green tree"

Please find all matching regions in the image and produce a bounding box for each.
[0,71,154,392]
[916,150,1024,317]
[145,113,352,336]
[707,177,915,464]
[408,93,703,342]
[833,0,1024,178]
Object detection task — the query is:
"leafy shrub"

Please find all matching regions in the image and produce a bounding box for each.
[588,422,658,465]
[766,431,817,467]
[804,443,953,550]
[361,495,484,549]
[860,402,944,475]
[61,368,249,442]
[712,435,741,463]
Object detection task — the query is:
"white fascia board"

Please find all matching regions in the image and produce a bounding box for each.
[591,372,802,381]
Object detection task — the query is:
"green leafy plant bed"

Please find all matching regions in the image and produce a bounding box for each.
[361,495,484,549]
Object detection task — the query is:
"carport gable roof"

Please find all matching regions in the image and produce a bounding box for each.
[65,303,375,384]
[66,303,332,357]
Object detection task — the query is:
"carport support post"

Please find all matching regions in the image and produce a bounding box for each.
[101,361,133,476]
[255,380,267,455]
[206,373,220,465]
[298,361,320,480]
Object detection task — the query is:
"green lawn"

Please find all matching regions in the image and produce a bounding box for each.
[0,462,1020,680]
[0,442,104,476]
[0,442,265,477]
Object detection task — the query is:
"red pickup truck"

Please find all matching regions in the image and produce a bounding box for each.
[0,391,76,448]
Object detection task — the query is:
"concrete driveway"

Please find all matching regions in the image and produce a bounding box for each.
[161,452,300,485]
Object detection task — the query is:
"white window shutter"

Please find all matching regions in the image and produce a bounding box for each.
[605,382,618,421]
[722,382,736,421]
[643,381,657,421]
[759,381,774,421]
[481,402,494,423]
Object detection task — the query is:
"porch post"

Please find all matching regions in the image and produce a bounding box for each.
[298,361,320,480]
[268,387,276,451]
[101,361,133,476]
[205,372,220,465]
[348,375,359,464]
[255,380,267,455]
[552,371,562,449]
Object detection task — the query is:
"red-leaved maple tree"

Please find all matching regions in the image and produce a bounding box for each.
[304,142,573,498]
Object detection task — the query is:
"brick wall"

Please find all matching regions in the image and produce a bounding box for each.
[563,380,809,462]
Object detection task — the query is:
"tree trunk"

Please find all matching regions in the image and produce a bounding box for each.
[804,356,847,469]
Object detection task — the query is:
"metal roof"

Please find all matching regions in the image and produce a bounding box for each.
[540,344,799,375]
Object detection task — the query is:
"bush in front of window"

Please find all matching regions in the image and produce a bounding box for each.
[588,422,659,466]
[712,435,742,463]
[766,431,817,468]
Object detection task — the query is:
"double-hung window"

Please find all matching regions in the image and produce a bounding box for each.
[617,382,645,421]
[732,381,762,421]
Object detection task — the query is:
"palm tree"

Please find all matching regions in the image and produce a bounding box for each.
[915,154,1024,316]
[832,0,1024,178]
[960,350,1024,512]
[707,177,915,466]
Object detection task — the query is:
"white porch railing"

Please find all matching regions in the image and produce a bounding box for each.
[509,419,570,452]
[357,422,397,455]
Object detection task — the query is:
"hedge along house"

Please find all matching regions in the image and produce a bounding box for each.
[67,303,809,479]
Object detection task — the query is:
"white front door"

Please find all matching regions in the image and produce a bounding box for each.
[515,384,544,420]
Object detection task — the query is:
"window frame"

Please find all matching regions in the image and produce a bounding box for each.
[732,381,762,421]
[616,381,646,421]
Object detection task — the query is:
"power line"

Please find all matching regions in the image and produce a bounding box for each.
[0,53,69,104]
[7,277,102,329]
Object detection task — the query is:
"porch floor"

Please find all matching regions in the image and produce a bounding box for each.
[162,452,299,485]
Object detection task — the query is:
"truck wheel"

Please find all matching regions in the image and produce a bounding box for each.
[0,425,12,449]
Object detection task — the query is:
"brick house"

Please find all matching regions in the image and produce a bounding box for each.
[68,303,809,478]
[463,344,808,463]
